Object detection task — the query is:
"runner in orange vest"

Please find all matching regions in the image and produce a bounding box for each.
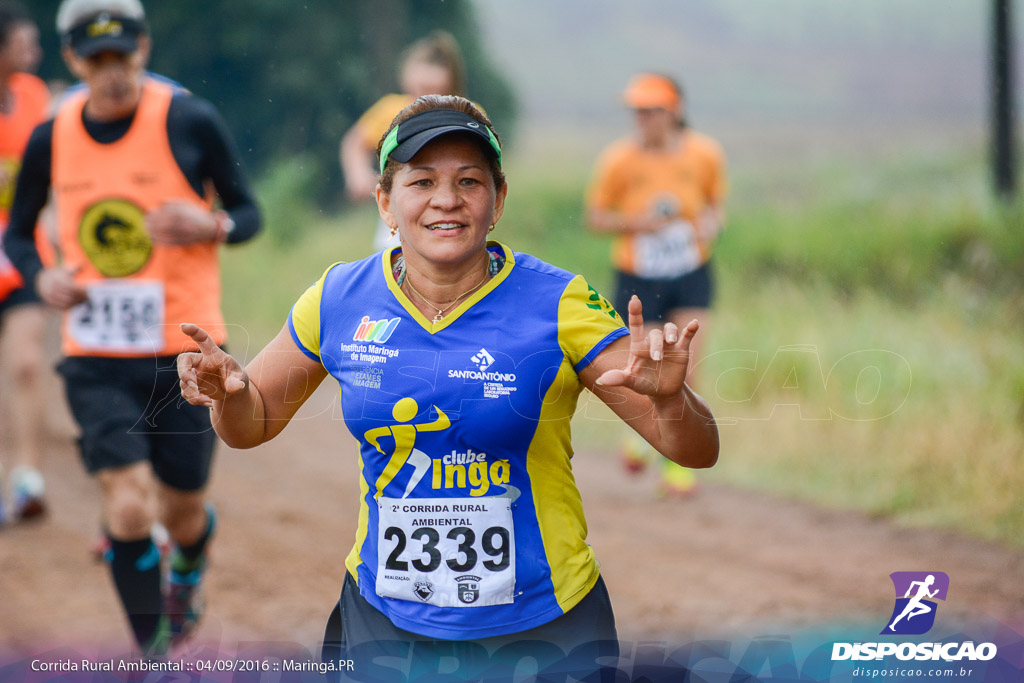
[3,0,261,654]
[0,1,52,525]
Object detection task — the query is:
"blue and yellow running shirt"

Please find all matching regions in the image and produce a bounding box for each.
[288,242,627,640]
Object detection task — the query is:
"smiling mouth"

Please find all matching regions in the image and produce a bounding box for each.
[426,222,465,231]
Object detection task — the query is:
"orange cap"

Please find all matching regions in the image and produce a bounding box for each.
[622,74,680,114]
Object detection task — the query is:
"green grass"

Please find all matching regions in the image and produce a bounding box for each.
[697,273,1024,543]
[222,148,1024,547]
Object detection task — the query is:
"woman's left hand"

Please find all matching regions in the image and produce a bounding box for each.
[595,295,697,400]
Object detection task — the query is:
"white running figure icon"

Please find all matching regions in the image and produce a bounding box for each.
[889,574,939,631]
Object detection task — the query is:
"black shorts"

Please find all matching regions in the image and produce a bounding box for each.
[321,572,619,682]
[0,285,42,319]
[614,261,714,323]
[56,354,216,491]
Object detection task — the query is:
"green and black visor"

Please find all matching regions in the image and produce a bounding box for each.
[379,110,502,173]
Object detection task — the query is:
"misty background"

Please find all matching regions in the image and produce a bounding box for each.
[28,0,1023,199]
[477,0,1021,177]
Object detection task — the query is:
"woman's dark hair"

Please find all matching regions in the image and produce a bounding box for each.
[0,1,31,49]
[377,94,505,193]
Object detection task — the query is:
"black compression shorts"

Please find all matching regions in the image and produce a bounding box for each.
[0,284,42,318]
[321,572,620,681]
[613,261,714,323]
[57,354,216,491]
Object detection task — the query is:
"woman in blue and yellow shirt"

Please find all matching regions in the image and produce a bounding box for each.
[178,95,718,677]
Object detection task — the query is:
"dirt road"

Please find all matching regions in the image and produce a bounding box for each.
[2,384,1022,674]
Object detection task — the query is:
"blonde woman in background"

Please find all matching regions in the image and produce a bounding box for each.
[340,31,468,252]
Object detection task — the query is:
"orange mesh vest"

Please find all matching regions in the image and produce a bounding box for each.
[52,79,225,357]
[0,73,51,299]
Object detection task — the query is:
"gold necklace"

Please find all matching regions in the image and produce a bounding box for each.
[403,271,489,324]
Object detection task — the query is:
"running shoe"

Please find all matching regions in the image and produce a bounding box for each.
[164,507,215,647]
[11,466,47,521]
[620,435,652,475]
[658,461,699,499]
[165,549,207,647]
[141,614,172,658]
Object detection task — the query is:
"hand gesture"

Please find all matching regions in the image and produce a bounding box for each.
[146,201,218,245]
[177,323,247,407]
[36,265,88,310]
[596,295,697,399]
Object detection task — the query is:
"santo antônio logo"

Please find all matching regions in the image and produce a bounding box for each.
[79,198,152,277]
[471,348,494,372]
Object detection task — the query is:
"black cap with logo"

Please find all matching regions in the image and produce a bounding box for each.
[63,13,146,57]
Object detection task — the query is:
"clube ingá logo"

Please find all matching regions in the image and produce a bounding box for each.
[881,571,949,635]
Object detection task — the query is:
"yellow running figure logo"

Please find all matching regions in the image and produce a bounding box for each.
[364,397,450,499]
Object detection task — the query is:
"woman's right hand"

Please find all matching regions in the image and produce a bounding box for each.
[177,323,248,407]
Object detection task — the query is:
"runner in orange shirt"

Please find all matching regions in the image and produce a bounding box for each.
[587,73,727,498]
[4,0,261,654]
[0,1,52,524]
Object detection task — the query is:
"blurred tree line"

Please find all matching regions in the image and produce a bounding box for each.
[30,0,517,206]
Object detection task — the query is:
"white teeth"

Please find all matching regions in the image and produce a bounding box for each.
[427,223,463,230]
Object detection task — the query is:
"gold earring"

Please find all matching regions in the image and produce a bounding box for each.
[488,224,495,232]
[389,224,398,237]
